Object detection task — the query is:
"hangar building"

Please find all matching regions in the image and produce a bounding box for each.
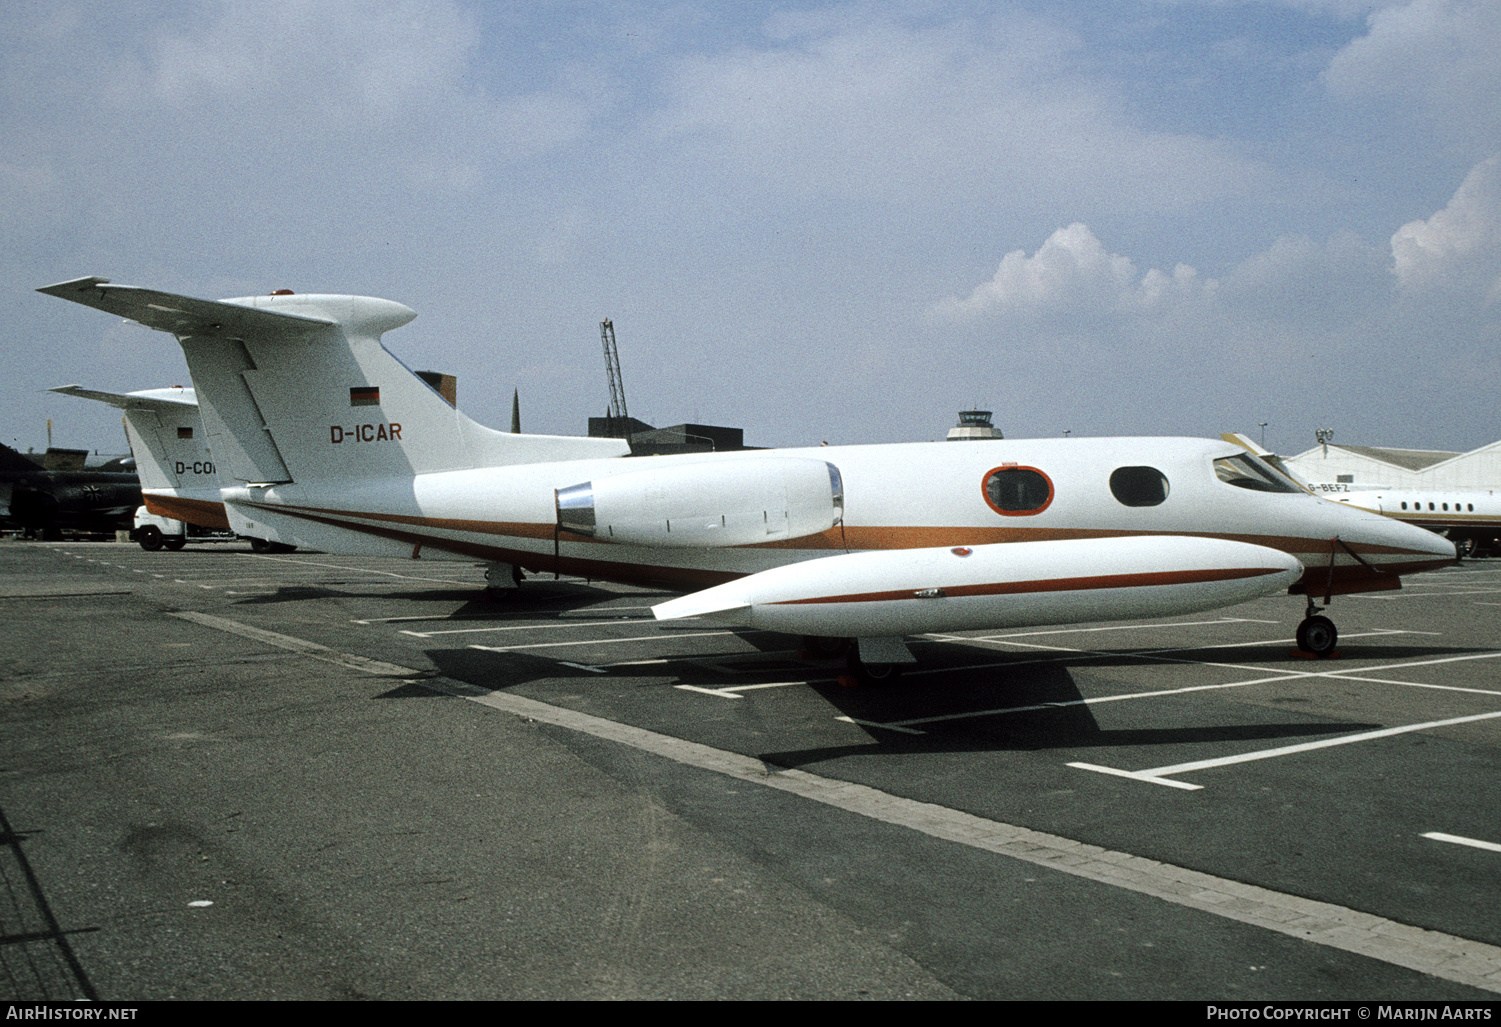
[1286,439,1501,489]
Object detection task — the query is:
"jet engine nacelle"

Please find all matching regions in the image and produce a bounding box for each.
[556,457,843,549]
[653,535,1303,637]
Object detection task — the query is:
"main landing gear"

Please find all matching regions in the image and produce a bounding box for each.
[799,635,913,685]
[844,651,904,686]
[1295,598,1339,658]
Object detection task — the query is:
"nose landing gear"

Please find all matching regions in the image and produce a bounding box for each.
[1296,598,1339,658]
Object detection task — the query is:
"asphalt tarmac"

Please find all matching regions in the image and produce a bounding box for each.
[2,539,1498,1001]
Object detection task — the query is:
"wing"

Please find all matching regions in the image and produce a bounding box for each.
[37,277,335,338]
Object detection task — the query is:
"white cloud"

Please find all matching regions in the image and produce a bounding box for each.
[55,0,597,204]
[650,14,1268,219]
[1323,0,1501,155]
[931,223,1210,322]
[114,2,479,123]
[1390,155,1501,301]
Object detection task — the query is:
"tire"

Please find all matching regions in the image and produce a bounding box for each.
[1296,615,1338,657]
[163,537,187,551]
[845,650,904,685]
[138,526,164,551]
[801,635,851,658]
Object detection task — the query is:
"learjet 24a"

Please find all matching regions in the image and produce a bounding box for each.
[39,277,1455,679]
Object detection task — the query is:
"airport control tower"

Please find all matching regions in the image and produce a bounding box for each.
[946,410,1004,441]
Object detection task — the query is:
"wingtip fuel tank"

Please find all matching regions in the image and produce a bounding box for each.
[653,535,1304,637]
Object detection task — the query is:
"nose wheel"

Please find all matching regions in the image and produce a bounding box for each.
[1296,611,1338,657]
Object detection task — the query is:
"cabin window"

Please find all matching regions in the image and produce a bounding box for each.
[1401,502,1408,510]
[982,466,1053,516]
[1469,504,1474,512]
[1443,503,1449,511]
[1110,466,1170,507]
[1213,454,1302,494]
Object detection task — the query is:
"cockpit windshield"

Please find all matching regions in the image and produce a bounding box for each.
[1213,453,1304,494]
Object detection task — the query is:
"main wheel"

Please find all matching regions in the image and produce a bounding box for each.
[1296,615,1338,657]
[845,650,903,685]
[801,635,851,658]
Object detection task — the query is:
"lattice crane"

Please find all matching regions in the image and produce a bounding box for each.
[600,318,629,436]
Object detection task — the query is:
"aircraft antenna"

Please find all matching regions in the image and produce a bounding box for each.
[601,319,629,437]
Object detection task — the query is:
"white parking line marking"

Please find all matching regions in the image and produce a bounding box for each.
[241,552,478,585]
[1422,832,1501,854]
[1067,763,1206,790]
[169,611,421,676]
[1361,588,1501,599]
[468,630,738,653]
[403,617,651,638]
[676,679,826,698]
[354,604,658,626]
[845,648,1501,733]
[1071,709,1501,789]
[831,716,928,735]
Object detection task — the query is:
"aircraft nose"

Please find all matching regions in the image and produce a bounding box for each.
[1345,504,1457,570]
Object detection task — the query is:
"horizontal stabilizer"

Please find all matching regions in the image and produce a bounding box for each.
[49,384,197,411]
[37,277,335,338]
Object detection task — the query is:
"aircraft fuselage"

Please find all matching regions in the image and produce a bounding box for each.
[219,436,1455,595]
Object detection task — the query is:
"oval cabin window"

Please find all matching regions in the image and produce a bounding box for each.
[1110,466,1170,507]
[982,466,1053,516]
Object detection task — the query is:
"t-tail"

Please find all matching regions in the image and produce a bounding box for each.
[48,383,230,529]
[37,278,627,490]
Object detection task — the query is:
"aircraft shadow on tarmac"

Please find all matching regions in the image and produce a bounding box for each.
[413,633,1437,770]
[0,803,99,1000]
[230,578,674,612]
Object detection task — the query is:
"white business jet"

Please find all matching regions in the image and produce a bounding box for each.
[45,384,265,551]
[39,278,1455,679]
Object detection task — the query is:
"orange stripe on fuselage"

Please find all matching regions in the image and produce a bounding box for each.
[144,494,232,530]
[231,500,1451,594]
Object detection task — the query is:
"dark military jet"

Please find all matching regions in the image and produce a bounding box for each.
[1,443,141,539]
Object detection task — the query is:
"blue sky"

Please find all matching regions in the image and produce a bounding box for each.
[5,0,1498,456]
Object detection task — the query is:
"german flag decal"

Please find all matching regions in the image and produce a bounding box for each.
[350,386,380,407]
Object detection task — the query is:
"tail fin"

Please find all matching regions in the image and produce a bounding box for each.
[49,385,209,492]
[38,277,627,485]
[1219,431,1310,487]
[0,443,43,473]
